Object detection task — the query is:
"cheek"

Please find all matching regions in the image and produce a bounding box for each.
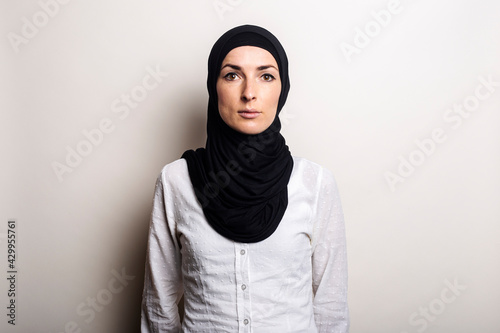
[268,85,281,109]
[217,97,231,119]
[216,84,233,110]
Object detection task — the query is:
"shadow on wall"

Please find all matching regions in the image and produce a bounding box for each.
[177,89,208,154]
[129,89,206,331]
[123,206,151,332]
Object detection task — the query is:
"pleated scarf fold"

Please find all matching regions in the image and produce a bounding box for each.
[182,25,293,243]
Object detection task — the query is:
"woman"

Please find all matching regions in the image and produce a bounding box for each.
[141,25,349,332]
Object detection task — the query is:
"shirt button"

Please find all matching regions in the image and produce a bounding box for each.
[244,319,249,325]
[241,284,247,290]
[240,249,246,255]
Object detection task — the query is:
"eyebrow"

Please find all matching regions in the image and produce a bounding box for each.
[220,63,278,71]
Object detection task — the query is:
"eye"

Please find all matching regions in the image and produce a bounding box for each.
[262,74,275,82]
[223,72,239,81]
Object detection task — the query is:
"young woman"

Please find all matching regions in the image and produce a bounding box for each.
[141,24,349,332]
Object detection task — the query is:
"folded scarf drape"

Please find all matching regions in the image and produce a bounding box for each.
[182,25,293,243]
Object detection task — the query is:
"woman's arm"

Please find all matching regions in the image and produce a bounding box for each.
[311,168,349,333]
[141,173,183,333]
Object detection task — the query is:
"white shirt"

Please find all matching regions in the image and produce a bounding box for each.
[141,157,349,333]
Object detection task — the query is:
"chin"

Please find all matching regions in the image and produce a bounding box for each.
[231,125,265,135]
[225,120,263,135]
[234,128,261,135]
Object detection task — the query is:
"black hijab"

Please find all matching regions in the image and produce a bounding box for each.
[181,25,293,243]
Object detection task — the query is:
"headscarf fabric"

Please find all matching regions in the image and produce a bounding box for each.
[181,25,293,243]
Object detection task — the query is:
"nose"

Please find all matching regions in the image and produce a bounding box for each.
[241,80,256,102]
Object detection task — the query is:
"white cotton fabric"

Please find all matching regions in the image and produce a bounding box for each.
[141,157,349,333]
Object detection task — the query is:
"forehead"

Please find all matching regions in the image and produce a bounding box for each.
[221,46,278,67]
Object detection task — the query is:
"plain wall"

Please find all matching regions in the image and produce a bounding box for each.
[1,0,500,332]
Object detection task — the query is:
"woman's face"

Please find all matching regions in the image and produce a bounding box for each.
[216,46,281,135]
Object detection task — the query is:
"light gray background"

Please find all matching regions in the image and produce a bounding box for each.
[1,0,499,332]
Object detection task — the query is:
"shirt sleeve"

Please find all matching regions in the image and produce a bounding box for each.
[311,168,349,333]
[141,173,184,333]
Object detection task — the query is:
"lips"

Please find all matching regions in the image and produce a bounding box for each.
[238,109,261,119]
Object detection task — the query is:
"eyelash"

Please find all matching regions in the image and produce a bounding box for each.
[223,72,276,82]
[223,72,239,81]
[261,74,275,82]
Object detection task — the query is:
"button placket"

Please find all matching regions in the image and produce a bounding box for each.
[234,243,251,332]
[241,243,251,332]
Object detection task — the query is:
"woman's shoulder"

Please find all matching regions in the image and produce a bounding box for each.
[292,156,337,184]
[157,158,190,187]
[159,158,188,174]
[291,157,341,209]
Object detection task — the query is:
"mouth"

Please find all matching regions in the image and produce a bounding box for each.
[238,109,261,119]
